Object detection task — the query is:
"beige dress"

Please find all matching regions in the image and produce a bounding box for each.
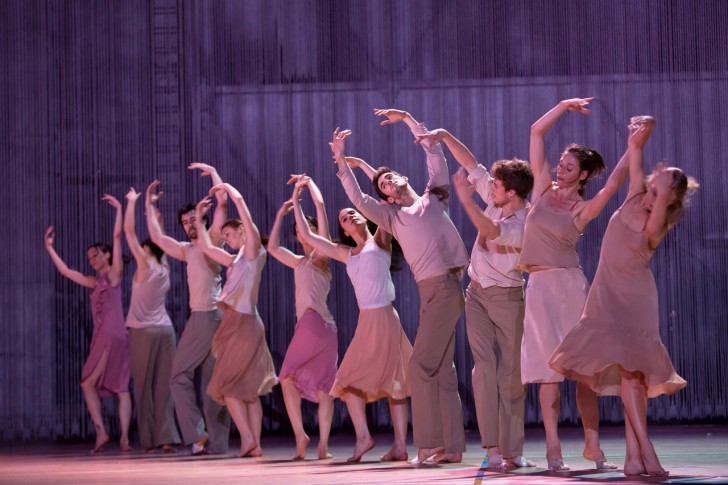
[549,192,687,397]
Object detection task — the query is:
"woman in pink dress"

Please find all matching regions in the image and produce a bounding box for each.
[550,118,697,477]
[292,175,413,464]
[268,177,338,460]
[44,195,131,452]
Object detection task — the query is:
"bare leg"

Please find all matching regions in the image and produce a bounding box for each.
[316,390,334,459]
[623,410,646,475]
[576,382,615,469]
[281,378,309,459]
[381,398,408,461]
[342,391,374,462]
[118,391,133,451]
[620,370,668,477]
[80,350,110,452]
[539,383,568,470]
[224,397,256,457]
[246,399,263,457]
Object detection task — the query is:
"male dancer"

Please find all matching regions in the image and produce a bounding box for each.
[418,129,535,469]
[332,109,470,464]
[146,163,230,455]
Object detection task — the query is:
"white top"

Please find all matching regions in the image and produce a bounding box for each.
[125,259,173,328]
[338,122,470,282]
[220,246,267,315]
[466,164,529,288]
[346,238,395,310]
[181,242,222,312]
[294,252,335,324]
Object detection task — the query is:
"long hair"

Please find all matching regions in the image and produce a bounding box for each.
[564,144,606,197]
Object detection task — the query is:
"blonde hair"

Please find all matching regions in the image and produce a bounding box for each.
[649,168,700,227]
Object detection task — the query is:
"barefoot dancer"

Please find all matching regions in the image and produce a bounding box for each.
[44,195,131,452]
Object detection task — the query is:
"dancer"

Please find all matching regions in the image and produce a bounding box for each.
[292,174,412,463]
[123,187,180,453]
[194,182,277,457]
[44,195,131,452]
[550,117,695,477]
[416,128,535,469]
[146,163,230,455]
[518,98,635,470]
[335,111,470,464]
[268,178,337,460]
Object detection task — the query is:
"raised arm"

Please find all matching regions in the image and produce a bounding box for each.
[530,98,593,202]
[193,198,235,267]
[267,199,303,269]
[44,226,95,288]
[452,168,501,240]
[145,180,186,261]
[124,187,150,279]
[102,194,124,286]
[189,163,227,246]
[209,182,261,261]
[415,129,478,172]
[626,117,655,197]
[331,128,393,230]
[644,165,673,249]
[292,179,349,264]
[344,157,377,181]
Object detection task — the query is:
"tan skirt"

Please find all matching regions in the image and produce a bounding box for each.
[207,309,277,405]
[330,304,412,403]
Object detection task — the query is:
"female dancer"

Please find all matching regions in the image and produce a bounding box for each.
[44,195,131,452]
[550,118,695,477]
[268,178,337,460]
[292,175,412,463]
[194,182,277,458]
[519,98,634,470]
[123,187,180,452]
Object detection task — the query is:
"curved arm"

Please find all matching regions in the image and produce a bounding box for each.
[626,120,653,197]
[304,178,331,240]
[644,165,673,248]
[530,98,593,202]
[210,183,261,261]
[189,164,228,246]
[103,195,124,286]
[124,188,150,280]
[194,198,235,267]
[416,129,478,172]
[44,226,95,288]
[145,180,186,261]
[452,168,501,239]
[292,185,349,264]
[267,200,303,269]
[345,157,378,181]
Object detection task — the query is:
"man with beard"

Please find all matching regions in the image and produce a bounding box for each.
[145,163,230,455]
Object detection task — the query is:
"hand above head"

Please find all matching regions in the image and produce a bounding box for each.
[196,197,212,219]
[452,167,475,202]
[329,127,352,158]
[277,199,294,217]
[102,194,122,209]
[146,180,163,205]
[125,187,141,202]
[188,162,218,178]
[374,108,408,125]
[44,226,55,247]
[414,128,447,145]
[559,98,594,115]
[627,116,656,148]
[209,182,241,200]
[292,175,311,203]
[344,156,364,169]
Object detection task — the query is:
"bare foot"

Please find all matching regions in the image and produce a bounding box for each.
[623,455,646,476]
[293,434,310,460]
[161,444,177,454]
[318,443,333,460]
[246,446,263,458]
[641,450,668,477]
[93,432,110,453]
[120,437,133,452]
[380,447,408,462]
[546,447,570,471]
[237,442,257,458]
[413,446,444,464]
[583,448,617,469]
[433,452,462,464]
[347,437,375,463]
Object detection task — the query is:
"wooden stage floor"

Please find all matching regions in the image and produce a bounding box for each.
[1,425,727,484]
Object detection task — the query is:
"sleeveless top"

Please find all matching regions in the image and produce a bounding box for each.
[519,185,583,270]
[90,272,127,339]
[125,259,173,328]
[346,238,395,310]
[219,246,267,315]
[294,251,335,324]
[181,242,222,312]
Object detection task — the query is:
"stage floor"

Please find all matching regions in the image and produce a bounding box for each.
[1,425,727,484]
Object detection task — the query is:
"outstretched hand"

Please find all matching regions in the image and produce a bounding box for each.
[292,175,312,203]
[146,180,163,205]
[627,116,656,149]
[196,197,212,219]
[414,128,447,145]
[125,187,141,202]
[560,98,593,115]
[277,199,294,217]
[44,226,55,247]
[374,108,408,125]
[102,194,122,209]
[452,167,475,202]
[188,162,218,177]
[329,127,352,159]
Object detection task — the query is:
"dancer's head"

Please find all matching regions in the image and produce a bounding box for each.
[86,243,112,272]
[337,208,369,246]
[177,203,208,240]
[372,167,408,203]
[221,219,245,250]
[644,167,699,227]
[491,158,534,204]
[557,144,606,196]
[141,238,165,263]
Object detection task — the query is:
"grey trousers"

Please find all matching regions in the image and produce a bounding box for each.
[128,326,180,449]
[410,273,466,453]
[169,310,230,453]
[465,283,526,457]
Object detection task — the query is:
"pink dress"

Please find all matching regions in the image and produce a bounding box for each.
[82,273,131,397]
[549,192,687,397]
